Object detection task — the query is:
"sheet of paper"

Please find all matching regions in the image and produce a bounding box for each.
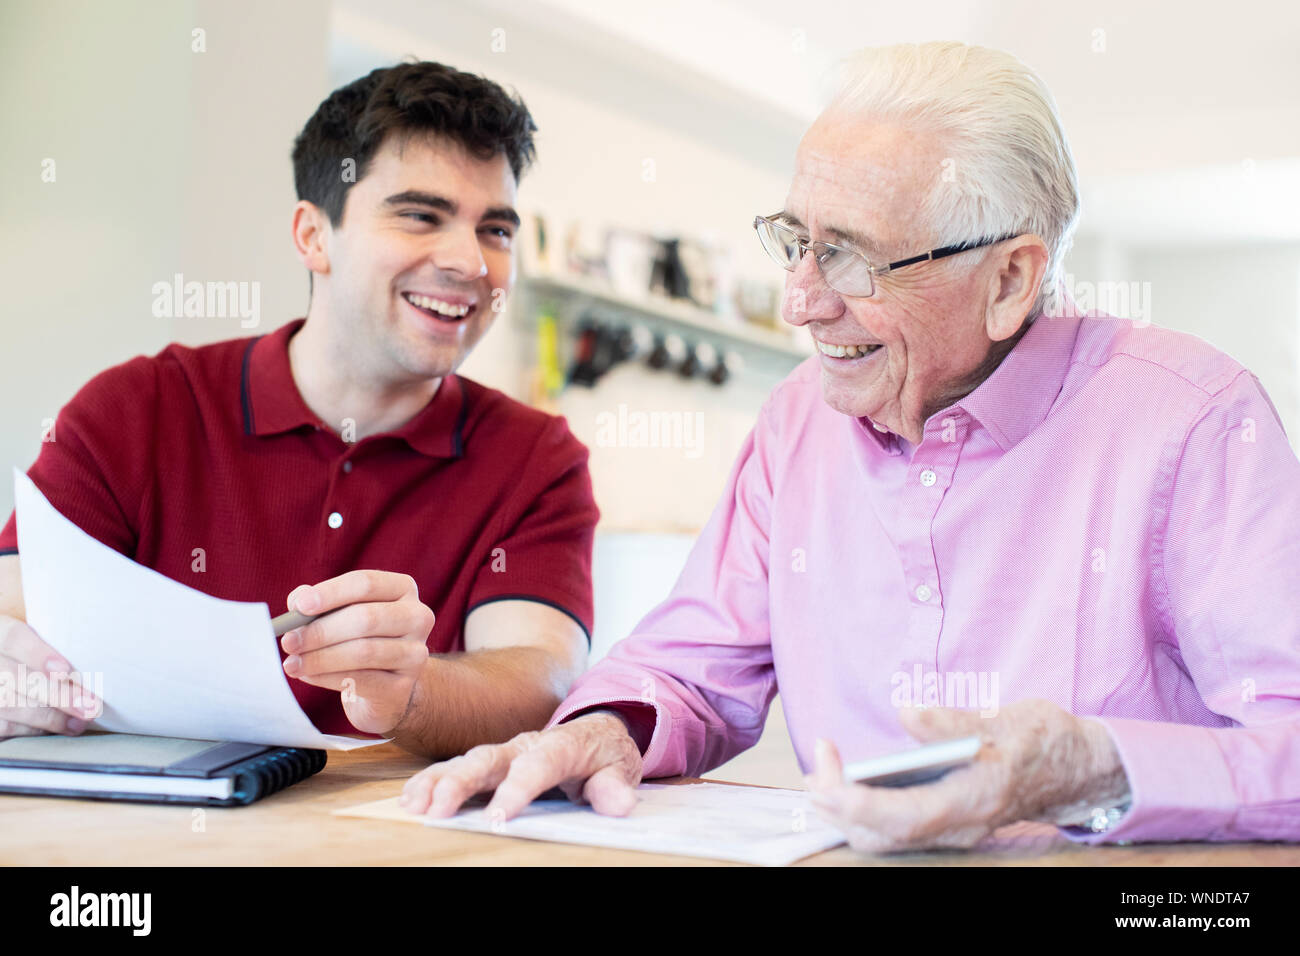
[13,469,383,750]
[336,783,847,866]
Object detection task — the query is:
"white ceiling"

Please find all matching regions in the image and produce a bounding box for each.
[497,0,1300,171]
[333,0,1300,241]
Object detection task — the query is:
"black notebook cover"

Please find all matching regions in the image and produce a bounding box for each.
[0,732,327,806]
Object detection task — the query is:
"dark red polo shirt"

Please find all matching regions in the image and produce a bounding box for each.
[0,318,599,736]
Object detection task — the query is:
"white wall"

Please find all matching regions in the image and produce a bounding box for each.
[1127,245,1300,438]
[2,0,189,517]
[0,0,330,519]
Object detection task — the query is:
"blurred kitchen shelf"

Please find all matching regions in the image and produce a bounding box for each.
[521,273,814,361]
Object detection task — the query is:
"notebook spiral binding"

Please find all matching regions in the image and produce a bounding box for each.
[230,748,327,804]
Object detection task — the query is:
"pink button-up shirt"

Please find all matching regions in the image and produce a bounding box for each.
[549,306,1300,845]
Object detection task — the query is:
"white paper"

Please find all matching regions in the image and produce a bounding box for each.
[13,469,384,750]
[337,783,847,866]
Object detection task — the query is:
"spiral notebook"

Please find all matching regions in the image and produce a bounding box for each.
[0,731,326,806]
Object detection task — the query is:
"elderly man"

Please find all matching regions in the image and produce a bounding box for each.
[400,42,1300,851]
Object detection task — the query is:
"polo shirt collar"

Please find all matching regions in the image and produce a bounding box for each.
[240,318,466,459]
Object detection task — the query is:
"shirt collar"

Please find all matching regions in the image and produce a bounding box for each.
[956,306,1085,451]
[240,318,466,459]
[851,303,1086,453]
[854,413,897,452]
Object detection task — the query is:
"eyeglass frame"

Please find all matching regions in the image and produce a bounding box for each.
[753,212,1020,297]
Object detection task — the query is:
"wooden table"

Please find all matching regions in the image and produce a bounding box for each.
[2,744,1297,866]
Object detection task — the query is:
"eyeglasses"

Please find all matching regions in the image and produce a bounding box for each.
[753,213,1018,298]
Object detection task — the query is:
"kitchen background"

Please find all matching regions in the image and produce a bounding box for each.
[4,0,1299,786]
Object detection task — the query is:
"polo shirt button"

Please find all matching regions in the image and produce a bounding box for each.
[342,461,353,473]
[920,469,937,487]
[872,421,888,432]
[327,512,343,529]
[915,584,932,602]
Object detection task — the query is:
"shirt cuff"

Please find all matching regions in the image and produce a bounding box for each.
[548,695,671,775]
[1057,716,1238,845]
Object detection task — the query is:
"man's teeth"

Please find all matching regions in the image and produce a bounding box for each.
[404,293,470,318]
[817,342,882,358]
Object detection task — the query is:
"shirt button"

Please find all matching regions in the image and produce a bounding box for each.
[872,422,888,433]
[327,512,343,529]
[915,584,932,602]
[920,469,937,487]
[342,461,353,473]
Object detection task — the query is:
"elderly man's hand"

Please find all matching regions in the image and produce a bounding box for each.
[398,711,644,820]
[807,699,1131,854]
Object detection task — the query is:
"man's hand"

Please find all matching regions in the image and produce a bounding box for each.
[397,711,643,821]
[807,699,1131,854]
[0,614,99,739]
[280,570,434,735]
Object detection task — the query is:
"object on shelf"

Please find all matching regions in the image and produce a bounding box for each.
[566,316,652,388]
[735,278,782,329]
[679,238,721,312]
[533,309,565,401]
[519,212,550,276]
[604,229,658,298]
[707,242,740,326]
[647,332,686,371]
[539,212,790,344]
[567,319,601,387]
[615,324,652,363]
[520,274,810,364]
[678,341,703,379]
[649,238,693,303]
[564,220,610,281]
[709,349,743,386]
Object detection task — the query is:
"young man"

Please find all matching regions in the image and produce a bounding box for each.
[0,62,598,760]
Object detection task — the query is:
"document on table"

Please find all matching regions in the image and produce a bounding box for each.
[336,783,848,866]
[12,469,383,751]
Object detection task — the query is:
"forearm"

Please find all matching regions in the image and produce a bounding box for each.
[387,646,574,760]
[545,641,776,779]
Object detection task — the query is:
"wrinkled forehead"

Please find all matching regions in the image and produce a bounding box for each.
[786,112,942,252]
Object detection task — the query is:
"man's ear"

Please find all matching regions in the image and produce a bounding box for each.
[291,201,332,279]
[986,235,1049,341]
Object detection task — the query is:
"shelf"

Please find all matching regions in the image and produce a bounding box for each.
[521,273,814,361]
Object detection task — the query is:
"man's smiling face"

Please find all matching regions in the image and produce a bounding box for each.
[317,132,519,384]
[780,110,1021,442]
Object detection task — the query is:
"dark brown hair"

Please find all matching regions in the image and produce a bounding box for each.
[292,61,537,226]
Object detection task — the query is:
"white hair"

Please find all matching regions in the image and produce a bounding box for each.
[827,42,1080,320]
